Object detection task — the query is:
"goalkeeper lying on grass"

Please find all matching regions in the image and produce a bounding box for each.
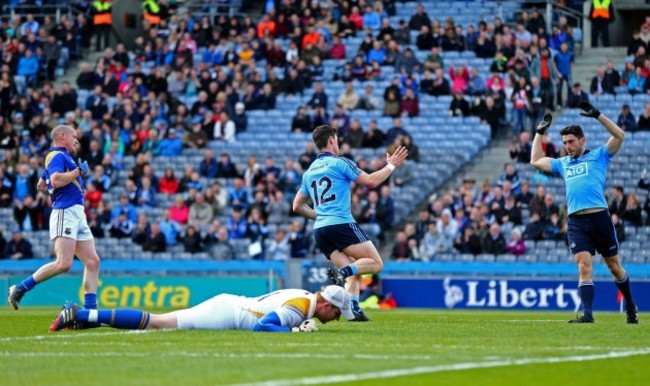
[50,285,352,333]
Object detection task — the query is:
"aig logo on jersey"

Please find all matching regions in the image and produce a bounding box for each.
[565,163,588,181]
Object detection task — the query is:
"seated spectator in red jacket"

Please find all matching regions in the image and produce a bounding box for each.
[400,88,419,117]
[158,167,179,195]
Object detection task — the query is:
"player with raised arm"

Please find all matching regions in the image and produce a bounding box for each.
[50,285,352,333]
[293,125,408,321]
[8,125,101,315]
[530,102,638,324]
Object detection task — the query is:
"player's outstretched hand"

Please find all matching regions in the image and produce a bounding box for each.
[77,158,90,176]
[536,113,552,135]
[386,146,408,168]
[292,319,318,332]
[578,100,601,119]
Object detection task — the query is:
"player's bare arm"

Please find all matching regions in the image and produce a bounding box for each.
[292,191,317,220]
[578,101,624,154]
[49,168,82,189]
[530,113,553,173]
[355,145,408,188]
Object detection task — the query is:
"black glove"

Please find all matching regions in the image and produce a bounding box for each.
[536,113,552,135]
[579,100,601,119]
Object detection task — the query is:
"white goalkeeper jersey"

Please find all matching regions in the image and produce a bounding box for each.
[175,289,317,330]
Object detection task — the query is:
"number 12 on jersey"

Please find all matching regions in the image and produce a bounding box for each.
[310,176,336,206]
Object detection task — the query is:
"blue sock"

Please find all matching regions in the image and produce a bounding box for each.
[76,309,150,330]
[339,264,358,279]
[578,282,595,318]
[16,276,37,293]
[615,275,636,311]
[84,293,97,309]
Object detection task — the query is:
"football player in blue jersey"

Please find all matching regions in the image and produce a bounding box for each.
[8,125,101,315]
[293,125,408,321]
[530,103,638,324]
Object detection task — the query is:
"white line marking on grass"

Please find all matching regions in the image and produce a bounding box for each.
[0,329,172,342]
[0,350,438,362]
[232,348,650,386]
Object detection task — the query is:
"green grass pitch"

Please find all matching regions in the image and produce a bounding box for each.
[1,308,648,385]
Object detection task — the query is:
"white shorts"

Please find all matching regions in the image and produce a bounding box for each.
[175,294,256,330]
[49,205,94,241]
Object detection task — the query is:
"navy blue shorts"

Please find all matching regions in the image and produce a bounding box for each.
[567,210,619,258]
[314,223,369,259]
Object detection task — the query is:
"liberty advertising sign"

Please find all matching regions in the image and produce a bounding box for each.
[383,278,650,311]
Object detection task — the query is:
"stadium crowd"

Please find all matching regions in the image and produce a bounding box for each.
[0,1,648,262]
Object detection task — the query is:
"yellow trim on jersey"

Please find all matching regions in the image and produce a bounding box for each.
[249,310,265,318]
[44,151,63,169]
[282,298,311,317]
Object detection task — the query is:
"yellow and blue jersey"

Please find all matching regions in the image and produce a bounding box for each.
[299,152,362,229]
[45,147,84,209]
[550,146,611,215]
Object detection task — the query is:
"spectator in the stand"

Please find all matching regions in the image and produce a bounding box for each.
[232,102,248,134]
[169,197,189,225]
[143,223,167,252]
[416,25,435,51]
[617,104,637,132]
[227,208,248,240]
[257,83,277,110]
[307,82,328,110]
[213,112,236,142]
[228,177,249,209]
[158,167,179,196]
[539,193,560,223]
[188,193,213,231]
[330,35,347,59]
[449,90,470,117]
[437,209,457,248]
[408,4,432,31]
[523,211,545,241]
[215,153,239,180]
[567,82,589,109]
[504,228,526,256]
[111,194,137,223]
[85,85,108,120]
[627,66,646,95]
[627,29,646,57]
[623,193,643,227]
[132,213,151,246]
[420,222,448,258]
[544,212,566,241]
[638,103,650,131]
[509,131,532,163]
[395,48,421,75]
[385,117,410,146]
[482,222,505,254]
[554,42,573,108]
[590,66,614,97]
[345,120,365,148]
[466,67,486,96]
[383,88,400,117]
[400,88,419,117]
[608,185,627,218]
[199,149,219,179]
[362,120,386,149]
[76,62,95,90]
[291,106,312,133]
[356,85,380,111]
[135,176,156,208]
[183,225,204,253]
[454,226,482,255]
[3,228,33,259]
[267,228,290,261]
[158,129,183,156]
[338,82,360,111]
[109,211,135,239]
[391,231,412,261]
